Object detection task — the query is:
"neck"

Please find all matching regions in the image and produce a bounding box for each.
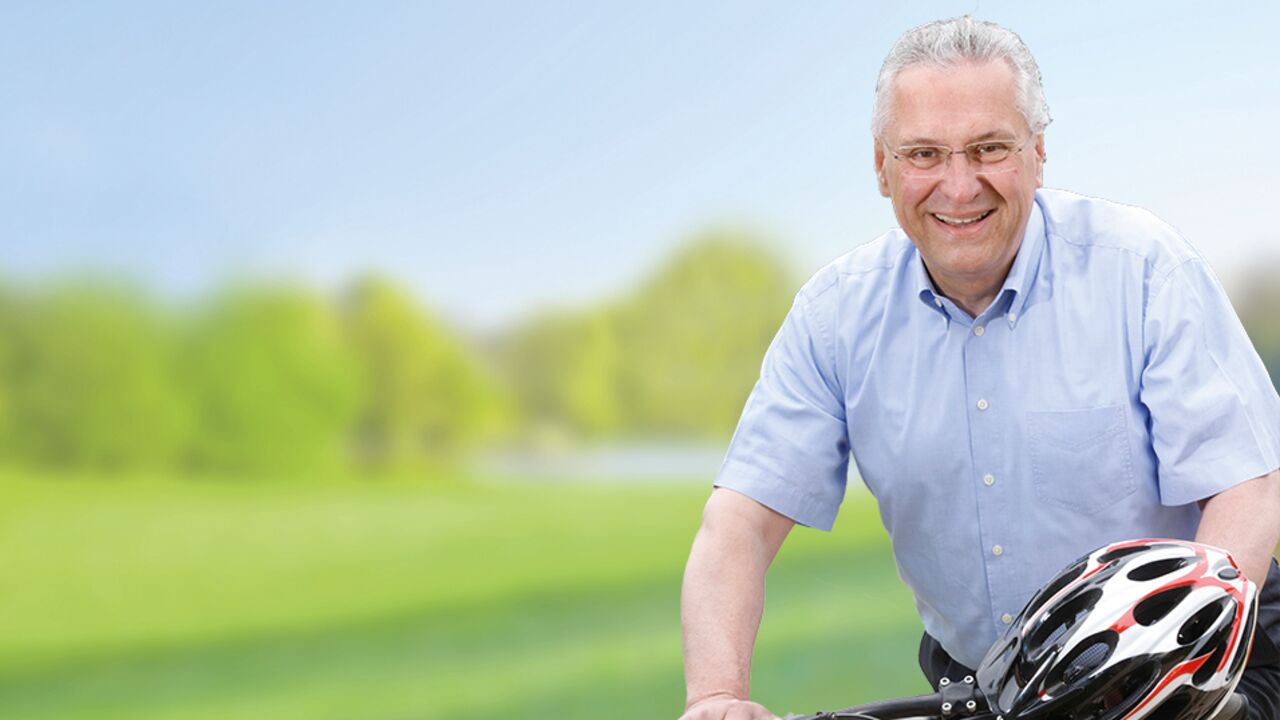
[928,266,1010,319]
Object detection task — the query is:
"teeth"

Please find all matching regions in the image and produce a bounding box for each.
[935,211,991,225]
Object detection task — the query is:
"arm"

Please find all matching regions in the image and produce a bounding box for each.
[680,487,795,720]
[1137,259,1280,585]
[1195,468,1280,588]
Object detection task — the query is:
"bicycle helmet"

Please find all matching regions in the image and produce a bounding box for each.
[976,539,1258,720]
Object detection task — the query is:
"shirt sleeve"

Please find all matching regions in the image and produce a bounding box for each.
[714,289,850,530]
[1140,258,1280,506]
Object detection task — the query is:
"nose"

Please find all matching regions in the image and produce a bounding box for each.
[935,152,984,203]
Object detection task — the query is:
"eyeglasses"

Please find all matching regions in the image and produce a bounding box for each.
[885,136,1033,178]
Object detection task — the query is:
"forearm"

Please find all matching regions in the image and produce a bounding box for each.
[681,526,766,705]
[681,489,792,709]
[1196,468,1280,588]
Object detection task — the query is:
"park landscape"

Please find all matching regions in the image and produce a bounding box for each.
[7,6,1280,718]
[2,236,1277,719]
[0,239,931,719]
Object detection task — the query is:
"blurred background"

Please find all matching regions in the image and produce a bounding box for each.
[2,2,1278,718]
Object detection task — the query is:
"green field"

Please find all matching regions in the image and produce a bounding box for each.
[0,472,926,719]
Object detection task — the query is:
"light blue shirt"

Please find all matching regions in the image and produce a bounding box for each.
[715,188,1280,669]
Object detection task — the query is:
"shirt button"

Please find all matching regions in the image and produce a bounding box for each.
[1001,613,1013,624]
[973,325,985,336]
[934,297,943,307]
[992,544,1004,556]
[983,474,995,486]
[976,399,989,411]
[1007,312,1018,324]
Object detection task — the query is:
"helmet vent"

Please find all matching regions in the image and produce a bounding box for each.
[1190,604,1237,685]
[1178,599,1230,645]
[1193,642,1227,685]
[1063,641,1111,684]
[1028,589,1103,652]
[1228,608,1254,677]
[1096,544,1151,564]
[1069,657,1156,720]
[1041,619,1071,649]
[1028,559,1088,615]
[1142,687,1192,720]
[1045,631,1119,695]
[1127,557,1190,581]
[1133,585,1193,626]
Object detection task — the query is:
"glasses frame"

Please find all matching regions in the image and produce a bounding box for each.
[884,135,1034,178]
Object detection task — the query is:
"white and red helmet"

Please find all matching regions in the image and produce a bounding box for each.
[976,539,1258,720]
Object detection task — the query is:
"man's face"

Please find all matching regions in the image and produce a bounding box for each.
[874,60,1045,296]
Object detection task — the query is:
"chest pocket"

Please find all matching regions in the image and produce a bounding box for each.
[1027,404,1137,514]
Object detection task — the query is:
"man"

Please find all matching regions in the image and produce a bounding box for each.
[679,17,1280,720]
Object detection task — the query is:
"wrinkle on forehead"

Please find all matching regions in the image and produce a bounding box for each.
[885,59,1028,146]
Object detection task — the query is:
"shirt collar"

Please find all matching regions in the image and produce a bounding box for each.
[998,197,1045,326]
[913,198,1046,327]
[914,254,946,318]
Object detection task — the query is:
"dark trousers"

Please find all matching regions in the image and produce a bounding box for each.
[919,559,1280,720]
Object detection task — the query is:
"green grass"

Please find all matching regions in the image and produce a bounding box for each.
[0,471,925,719]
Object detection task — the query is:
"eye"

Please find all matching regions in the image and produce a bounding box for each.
[971,142,1013,162]
[906,147,941,161]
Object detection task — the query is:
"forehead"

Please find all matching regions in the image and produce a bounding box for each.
[886,59,1025,145]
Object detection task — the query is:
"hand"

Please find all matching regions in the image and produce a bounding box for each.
[679,695,779,720]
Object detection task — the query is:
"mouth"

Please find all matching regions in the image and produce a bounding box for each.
[931,209,995,229]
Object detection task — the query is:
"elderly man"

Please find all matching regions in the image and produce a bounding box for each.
[679,17,1280,720]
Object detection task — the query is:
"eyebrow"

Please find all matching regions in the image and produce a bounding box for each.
[896,130,1017,146]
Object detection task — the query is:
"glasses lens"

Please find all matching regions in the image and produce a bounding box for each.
[970,142,1014,164]
[892,138,1024,177]
[904,147,946,170]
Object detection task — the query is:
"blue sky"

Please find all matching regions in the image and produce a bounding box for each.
[2,2,1278,329]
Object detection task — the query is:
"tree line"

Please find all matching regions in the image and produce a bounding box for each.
[0,234,796,476]
[3,235,1276,479]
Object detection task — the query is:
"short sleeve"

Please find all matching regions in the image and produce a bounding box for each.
[1140,258,1280,506]
[714,290,850,530]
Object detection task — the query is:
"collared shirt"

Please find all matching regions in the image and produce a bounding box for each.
[715,188,1280,669]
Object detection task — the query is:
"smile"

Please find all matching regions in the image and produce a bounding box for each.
[932,209,995,226]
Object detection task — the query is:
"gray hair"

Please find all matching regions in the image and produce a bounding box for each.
[871,17,1051,139]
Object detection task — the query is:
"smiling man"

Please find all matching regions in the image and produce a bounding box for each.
[679,17,1280,720]
[873,58,1043,319]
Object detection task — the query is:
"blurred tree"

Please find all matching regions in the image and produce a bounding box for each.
[183,285,361,474]
[0,285,39,465]
[0,234,797,475]
[496,308,620,441]
[0,281,191,469]
[495,233,794,443]
[1236,271,1280,390]
[0,281,22,456]
[342,276,510,470]
[612,233,794,439]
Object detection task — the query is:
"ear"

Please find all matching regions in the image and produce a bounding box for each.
[1033,133,1046,188]
[874,139,890,197]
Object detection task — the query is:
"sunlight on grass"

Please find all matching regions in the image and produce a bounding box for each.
[0,472,919,719]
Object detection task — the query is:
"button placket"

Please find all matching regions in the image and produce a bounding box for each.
[964,311,1011,638]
